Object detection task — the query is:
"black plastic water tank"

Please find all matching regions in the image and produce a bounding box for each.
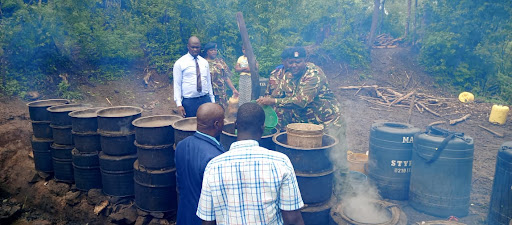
[409,126,474,217]
[488,142,512,225]
[367,122,420,200]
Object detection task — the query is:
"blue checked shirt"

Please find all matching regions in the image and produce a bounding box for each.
[196,140,303,225]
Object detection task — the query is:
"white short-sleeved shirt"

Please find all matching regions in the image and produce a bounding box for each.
[196,140,304,225]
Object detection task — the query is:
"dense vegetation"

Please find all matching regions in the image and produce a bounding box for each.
[0,0,511,103]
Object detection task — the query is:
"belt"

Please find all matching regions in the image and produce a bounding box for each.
[184,94,208,100]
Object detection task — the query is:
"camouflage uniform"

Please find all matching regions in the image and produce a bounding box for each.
[207,58,231,109]
[268,62,342,130]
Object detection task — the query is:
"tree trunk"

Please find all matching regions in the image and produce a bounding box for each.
[405,0,411,38]
[412,0,418,45]
[236,12,260,100]
[377,0,386,36]
[367,0,380,48]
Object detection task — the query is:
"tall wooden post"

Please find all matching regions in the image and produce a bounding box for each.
[236,12,260,100]
[367,0,380,48]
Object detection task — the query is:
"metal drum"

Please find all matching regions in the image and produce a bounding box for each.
[134,161,177,212]
[367,122,420,200]
[31,121,53,139]
[99,131,137,156]
[72,149,101,191]
[135,142,174,169]
[27,99,69,121]
[72,132,101,153]
[47,103,92,126]
[301,197,335,225]
[488,142,512,225]
[53,158,74,183]
[132,115,181,146]
[99,151,136,197]
[69,108,103,133]
[173,117,196,145]
[296,169,335,204]
[220,123,278,151]
[31,136,53,172]
[97,106,142,133]
[51,124,73,145]
[51,143,73,160]
[273,132,338,173]
[410,126,474,217]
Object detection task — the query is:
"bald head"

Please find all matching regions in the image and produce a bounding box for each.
[187,36,201,57]
[196,103,225,137]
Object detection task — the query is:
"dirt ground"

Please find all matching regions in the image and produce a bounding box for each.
[0,46,509,224]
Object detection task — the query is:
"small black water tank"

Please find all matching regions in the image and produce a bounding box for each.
[488,142,512,225]
[410,126,474,217]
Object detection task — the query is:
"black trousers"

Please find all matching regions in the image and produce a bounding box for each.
[182,95,211,117]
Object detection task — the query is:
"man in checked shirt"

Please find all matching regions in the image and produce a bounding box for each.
[196,102,305,225]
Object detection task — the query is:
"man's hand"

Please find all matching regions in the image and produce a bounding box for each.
[282,210,304,225]
[233,89,240,97]
[256,96,275,105]
[178,106,186,117]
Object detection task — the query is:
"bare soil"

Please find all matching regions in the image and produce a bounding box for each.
[0,46,509,224]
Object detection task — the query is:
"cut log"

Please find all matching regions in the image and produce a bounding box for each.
[478,125,504,138]
[389,90,415,106]
[384,88,403,97]
[428,120,446,126]
[415,103,423,113]
[449,114,470,125]
[374,87,389,103]
[339,85,378,90]
[417,102,441,117]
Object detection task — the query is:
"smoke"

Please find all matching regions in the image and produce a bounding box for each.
[342,180,391,223]
[327,108,391,224]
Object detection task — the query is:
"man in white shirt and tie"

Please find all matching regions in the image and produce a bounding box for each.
[173,36,215,117]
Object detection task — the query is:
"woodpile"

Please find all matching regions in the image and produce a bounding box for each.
[339,85,472,126]
[340,84,506,137]
[372,34,403,49]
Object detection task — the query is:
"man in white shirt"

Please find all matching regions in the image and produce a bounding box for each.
[173,36,215,117]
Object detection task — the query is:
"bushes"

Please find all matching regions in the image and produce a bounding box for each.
[0,0,372,97]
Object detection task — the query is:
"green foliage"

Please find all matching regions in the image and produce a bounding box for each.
[418,0,512,103]
[0,0,373,97]
[58,81,82,100]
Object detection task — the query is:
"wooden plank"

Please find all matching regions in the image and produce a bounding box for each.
[236,12,260,99]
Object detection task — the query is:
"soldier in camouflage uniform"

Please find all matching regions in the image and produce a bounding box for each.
[259,47,348,198]
[258,47,342,130]
[204,42,239,109]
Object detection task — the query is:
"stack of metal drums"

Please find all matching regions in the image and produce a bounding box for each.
[69,108,103,191]
[367,122,420,200]
[47,103,91,183]
[97,106,142,197]
[273,130,339,225]
[27,99,69,174]
[132,115,181,213]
